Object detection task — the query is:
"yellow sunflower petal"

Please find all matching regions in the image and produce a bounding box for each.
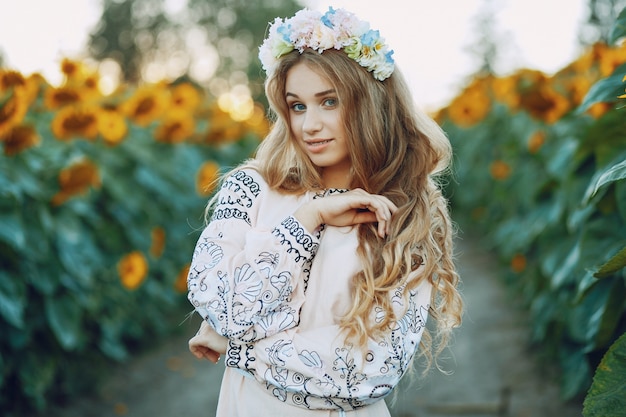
[118,251,149,290]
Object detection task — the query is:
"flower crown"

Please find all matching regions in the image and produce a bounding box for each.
[258,7,395,81]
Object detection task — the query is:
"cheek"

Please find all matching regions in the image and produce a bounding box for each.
[289,115,303,137]
[330,112,345,134]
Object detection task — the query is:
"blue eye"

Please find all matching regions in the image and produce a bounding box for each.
[323,98,338,107]
[291,103,306,112]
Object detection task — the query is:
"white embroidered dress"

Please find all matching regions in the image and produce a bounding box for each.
[187,168,432,416]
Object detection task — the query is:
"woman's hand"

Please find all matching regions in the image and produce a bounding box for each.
[188,320,228,364]
[295,188,398,238]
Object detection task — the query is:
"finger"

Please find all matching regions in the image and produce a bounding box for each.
[353,210,387,238]
[198,346,220,363]
[191,345,220,363]
[206,350,220,364]
[367,201,394,238]
[378,219,387,239]
[372,196,398,231]
[352,210,377,225]
[189,336,209,357]
[367,200,391,226]
[376,196,398,216]
[190,345,206,360]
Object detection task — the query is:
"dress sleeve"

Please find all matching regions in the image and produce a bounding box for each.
[225,277,432,411]
[187,169,319,343]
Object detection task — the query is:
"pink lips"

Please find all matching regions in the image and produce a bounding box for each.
[305,138,333,153]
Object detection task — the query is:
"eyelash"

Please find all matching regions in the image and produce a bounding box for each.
[289,98,338,112]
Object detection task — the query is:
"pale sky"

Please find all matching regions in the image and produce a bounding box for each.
[0,0,587,110]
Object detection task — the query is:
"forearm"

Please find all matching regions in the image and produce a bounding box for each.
[224,281,432,408]
[188,216,319,341]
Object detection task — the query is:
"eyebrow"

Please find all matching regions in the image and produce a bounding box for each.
[286,89,337,99]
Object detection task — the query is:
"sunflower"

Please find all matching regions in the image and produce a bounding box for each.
[599,43,626,77]
[2,124,40,156]
[117,251,149,290]
[516,69,549,87]
[44,85,83,110]
[0,88,28,138]
[174,264,190,293]
[446,84,491,127]
[122,85,167,126]
[96,107,128,145]
[518,84,571,124]
[527,130,546,154]
[205,104,246,144]
[82,74,101,97]
[154,110,195,144]
[490,75,520,109]
[24,73,47,104]
[490,160,511,181]
[51,105,99,140]
[0,69,26,91]
[60,58,81,79]
[51,158,101,205]
[196,160,220,196]
[150,227,166,259]
[170,83,201,112]
[566,75,593,106]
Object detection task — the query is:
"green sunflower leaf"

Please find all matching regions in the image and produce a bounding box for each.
[608,7,626,45]
[583,158,626,204]
[594,246,626,278]
[583,332,626,417]
[578,62,626,113]
[44,292,82,350]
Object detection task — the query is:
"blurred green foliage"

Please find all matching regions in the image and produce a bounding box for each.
[0,61,262,415]
[583,332,626,416]
[438,7,626,402]
[2,3,626,415]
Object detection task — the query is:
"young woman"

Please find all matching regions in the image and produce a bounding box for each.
[187,7,462,416]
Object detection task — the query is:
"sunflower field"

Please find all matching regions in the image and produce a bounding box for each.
[2,8,626,417]
[0,60,264,414]
[437,8,626,411]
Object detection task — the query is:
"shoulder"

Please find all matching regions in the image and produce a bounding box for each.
[209,167,267,225]
[219,166,267,198]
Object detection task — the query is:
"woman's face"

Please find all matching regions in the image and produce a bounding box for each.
[285,62,351,189]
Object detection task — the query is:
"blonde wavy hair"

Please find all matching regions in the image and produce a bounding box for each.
[230,48,462,370]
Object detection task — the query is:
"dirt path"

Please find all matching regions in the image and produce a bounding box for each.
[44,239,584,417]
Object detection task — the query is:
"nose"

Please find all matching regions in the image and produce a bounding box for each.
[302,108,322,135]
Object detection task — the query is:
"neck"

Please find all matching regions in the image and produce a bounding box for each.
[321,168,351,189]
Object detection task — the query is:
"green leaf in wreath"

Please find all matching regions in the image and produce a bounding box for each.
[594,246,626,278]
[583,332,626,417]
